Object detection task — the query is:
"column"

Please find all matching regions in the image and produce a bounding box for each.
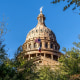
[36,53,38,57]
[44,53,46,58]
[31,42,34,49]
[53,55,54,60]
[42,41,45,48]
[37,43,40,47]
[53,45,55,50]
[27,43,29,50]
[51,54,53,60]
[48,42,50,48]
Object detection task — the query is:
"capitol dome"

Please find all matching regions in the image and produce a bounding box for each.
[21,8,62,66]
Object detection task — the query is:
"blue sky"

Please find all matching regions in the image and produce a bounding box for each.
[0,0,80,59]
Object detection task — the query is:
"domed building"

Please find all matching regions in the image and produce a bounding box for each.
[21,8,62,67]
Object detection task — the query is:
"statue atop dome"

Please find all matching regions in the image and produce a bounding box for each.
[40,6,43,13]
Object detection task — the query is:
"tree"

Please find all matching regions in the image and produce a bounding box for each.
[35,66,55,80]
[52,0,80,13]
[0,41,7,64]
[11,45,37,80]
[54,38,80,80]
[0,16,8,63]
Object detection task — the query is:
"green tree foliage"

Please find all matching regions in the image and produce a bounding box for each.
[0,18,7,63]
[59,48,80,74]
[0,61,25,80]
[0,19,7,39]
[11,45,37,80]
[52,0,80,12]
[14,45,23,58]
[0,17,25,80]
[0,41,7,64]
[0,45,36,80]
[54,38,80,80]
[35,66,55,80]
[18,60,37,80]
[0,62,16,80]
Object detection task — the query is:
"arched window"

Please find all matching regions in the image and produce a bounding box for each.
[50,43,53,48]
[45,42,48,48]
[34,43,37,48]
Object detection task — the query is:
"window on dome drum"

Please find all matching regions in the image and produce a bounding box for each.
[34,43,37,48]
[55,46,57,50]
[26,45,27,49]
[36,30,38,32]
[49,34,51,36]
[45,42,48,48]
[29,44,31,49]
[50,43,53,48]
[44,37,46,39]
[32,31,33,33]
[40,42,42,47]
[40,29,43,32]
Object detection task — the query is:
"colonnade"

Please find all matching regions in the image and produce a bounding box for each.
[23,53,59,61]
[26,41,58,50]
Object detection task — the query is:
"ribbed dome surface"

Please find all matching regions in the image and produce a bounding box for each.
[26,11,56,41]
[26,24,56,41]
